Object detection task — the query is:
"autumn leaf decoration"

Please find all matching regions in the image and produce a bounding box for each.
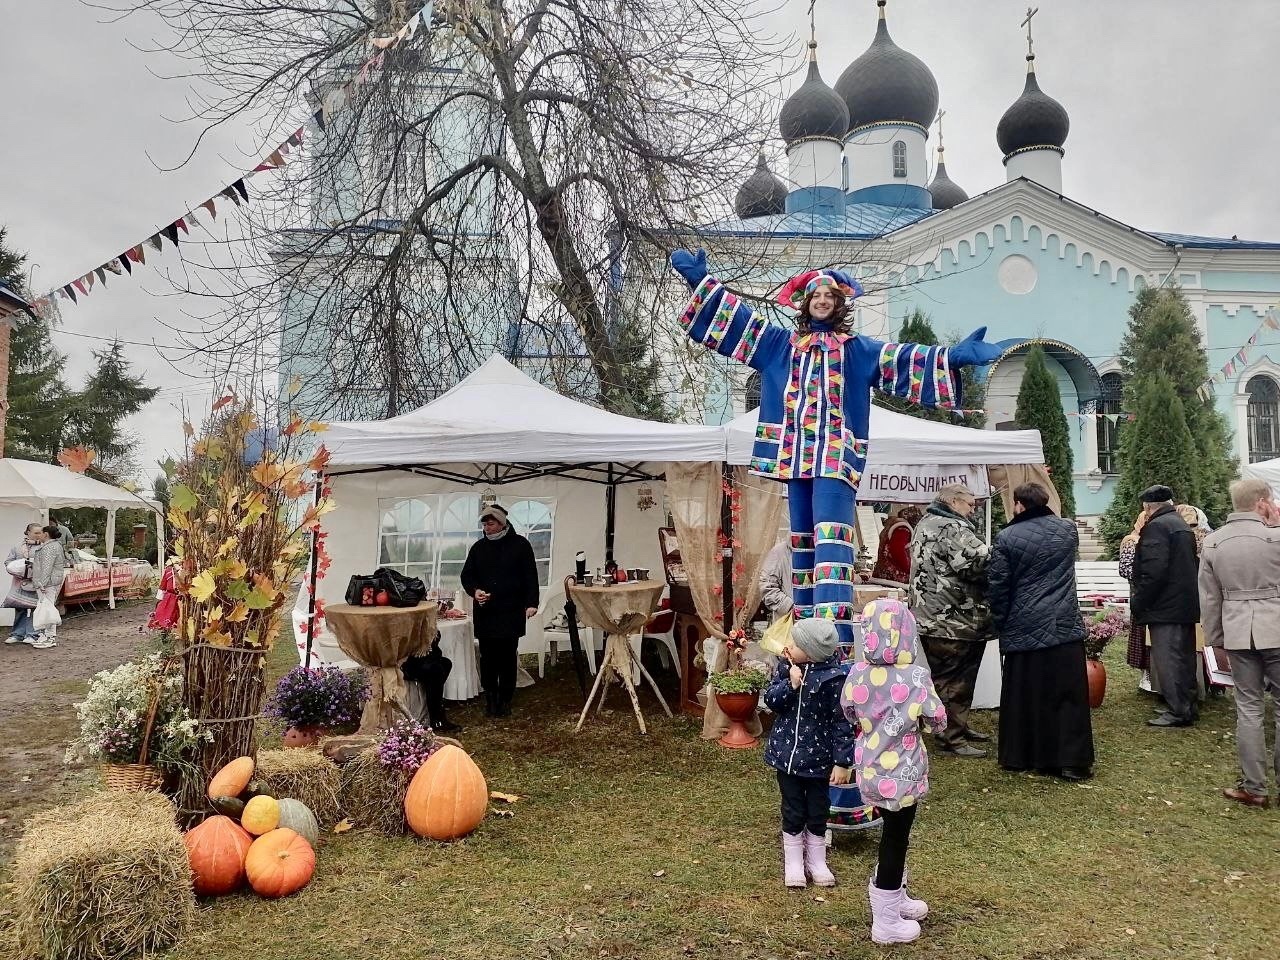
[57,446,96,474]
[170,400,334,652]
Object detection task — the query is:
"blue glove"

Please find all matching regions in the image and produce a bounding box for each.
[670,248,708,290]
[947,328,1004,367]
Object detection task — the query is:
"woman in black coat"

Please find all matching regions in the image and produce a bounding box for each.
[987,482,1095,781]
[460,504,540,717]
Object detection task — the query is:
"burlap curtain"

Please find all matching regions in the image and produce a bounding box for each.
[988,463,1061,518]
[665,462,784,740]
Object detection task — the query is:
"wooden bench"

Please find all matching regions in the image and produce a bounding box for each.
[1075,560,1129,607]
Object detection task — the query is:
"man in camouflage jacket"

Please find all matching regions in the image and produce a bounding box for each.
[908,484,995,757]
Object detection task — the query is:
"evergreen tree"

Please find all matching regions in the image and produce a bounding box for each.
[63,341,160,479]
[1098,287,1237,551]
[0,226,24,286]
[4,315,69,460]
[1120,372,1198,506]
[1014,344,1075,517]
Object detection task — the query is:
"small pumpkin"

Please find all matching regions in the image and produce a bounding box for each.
[275,798,320,846]
[207,755,255,800]
[184,815,253,896]
[242,794,280,836]
[404,743,488,841]
[245,828,315,899]
[210,795,246,819]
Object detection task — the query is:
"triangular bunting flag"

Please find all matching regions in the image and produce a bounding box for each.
[162,223,180,246]
[232,178,248,203]
[105,259,124,275]
[132,244,146,264]
[311,108,325,132]
[95,267,107,286]
[61,285,77,303]
[1248,332,1258,345]
[148,234,164,252]
[201,198,218,219]
[420,1,434,27]
[118,254,133,274]
[72,278,88,296]
[371,35,397,50]
[175,217,190,235]
[220,185,241,206]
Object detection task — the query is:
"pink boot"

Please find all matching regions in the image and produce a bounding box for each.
[782,832,807,888]
[803,831,836,886]
[876,862,928,919]
[868,880,921,945]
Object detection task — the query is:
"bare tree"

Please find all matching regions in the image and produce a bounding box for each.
[107,0,794,418]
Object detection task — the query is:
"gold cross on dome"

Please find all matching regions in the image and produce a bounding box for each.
[1022,6,1039,59]
[935,109,947,150]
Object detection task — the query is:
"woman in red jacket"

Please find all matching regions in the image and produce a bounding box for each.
[872,506,922,584]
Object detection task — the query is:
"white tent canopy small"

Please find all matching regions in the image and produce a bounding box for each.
[726,406,1045,502]
[0,458,161,609]
[1243,458,1280,499]
[325,355,726,472]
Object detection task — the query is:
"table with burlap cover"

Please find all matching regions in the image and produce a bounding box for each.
[568,580,671,734]
[325,602,438,732]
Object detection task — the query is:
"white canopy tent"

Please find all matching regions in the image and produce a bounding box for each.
[726,406,1045,502]
[0,458,162,612]
[1243,458,1280,499]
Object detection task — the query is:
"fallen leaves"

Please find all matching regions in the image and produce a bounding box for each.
[332,818,354,834]
[489,791,523,803]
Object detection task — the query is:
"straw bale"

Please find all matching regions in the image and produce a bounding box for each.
[12,791,194,960]
[338,748,410,836]
[254,749,342,825]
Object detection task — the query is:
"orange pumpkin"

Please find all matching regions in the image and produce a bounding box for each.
[245,828,315,899]
[207,756,255,800]
[241,794,280,836]
[404,744,488,840]
[184,815,253,896]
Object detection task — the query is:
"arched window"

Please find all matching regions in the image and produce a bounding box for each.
[745,371,762,410]
[1247,375,1280,462]
[892,141,907,178]
[1096,372,1124,473]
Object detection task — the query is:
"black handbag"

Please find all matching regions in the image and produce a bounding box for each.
[372,567,428,607]
[345,574,383,607]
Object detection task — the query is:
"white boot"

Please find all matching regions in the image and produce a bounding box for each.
[900,864,928,920]
[803,830,836,887]
[868,880,921,945]
[782,832,807,888]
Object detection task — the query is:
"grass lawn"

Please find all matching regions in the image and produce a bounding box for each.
[161,638,1278,960]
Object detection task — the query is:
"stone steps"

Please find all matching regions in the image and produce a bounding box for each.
[1075,517,1106,561]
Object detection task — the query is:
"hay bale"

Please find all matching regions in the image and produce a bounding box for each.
[338,748,410,836]
[255,749,342,826]
[12,791,194,960]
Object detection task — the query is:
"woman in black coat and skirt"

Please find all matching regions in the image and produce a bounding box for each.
[987,483,1095,781]
[460,504,540,717]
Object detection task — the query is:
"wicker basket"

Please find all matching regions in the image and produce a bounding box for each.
[101,762,164,792]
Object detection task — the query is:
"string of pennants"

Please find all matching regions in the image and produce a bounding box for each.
[1195,304,1280,402]
[29,2,436,314]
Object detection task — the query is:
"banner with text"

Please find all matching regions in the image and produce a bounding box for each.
[860,464,991,503]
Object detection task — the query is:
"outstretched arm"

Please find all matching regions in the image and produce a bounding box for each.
[671,249,788,371]
[860,327,1003,410]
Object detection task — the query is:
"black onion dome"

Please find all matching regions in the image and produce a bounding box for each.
[778,49,850,144]
[834,9,939,132]
[928,158,968,210]
[734,154,788,219]
[996,62,1070,157]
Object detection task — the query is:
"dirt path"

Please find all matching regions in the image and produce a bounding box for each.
[0,602,152,863]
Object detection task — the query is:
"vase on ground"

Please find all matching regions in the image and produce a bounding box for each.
[1085,660,1106,709]
[283,725,327,748]
[715,691,761,749]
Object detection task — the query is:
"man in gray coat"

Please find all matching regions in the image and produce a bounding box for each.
[1198,476,1280,809]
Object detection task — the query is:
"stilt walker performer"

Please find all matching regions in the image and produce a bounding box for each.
[670,249,1003,642]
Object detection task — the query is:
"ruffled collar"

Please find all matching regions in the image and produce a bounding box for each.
[791,330,849,352]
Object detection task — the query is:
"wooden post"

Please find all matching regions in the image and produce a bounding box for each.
[720,464,733,637]
[0,320,13,454]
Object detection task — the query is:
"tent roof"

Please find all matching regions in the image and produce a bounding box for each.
[726,405,1045,467]
[0,459,159,510]
[1243,458,1280,496]
[325,355,728,470]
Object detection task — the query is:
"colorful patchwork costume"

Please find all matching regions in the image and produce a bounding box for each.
[670,249,1001,641]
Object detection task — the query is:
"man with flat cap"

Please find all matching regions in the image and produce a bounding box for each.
[1131,484,1201,727]
[461,503,540,718]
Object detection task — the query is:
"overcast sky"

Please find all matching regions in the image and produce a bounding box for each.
[2,0,1279,480]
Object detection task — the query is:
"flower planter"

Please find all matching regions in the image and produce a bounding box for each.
[101,762,164,792]
[1085,659,1107,709]
[283,725,328,748]
[715,691,761,749]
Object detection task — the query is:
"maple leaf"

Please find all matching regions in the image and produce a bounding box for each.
[224,579,250,600]
[189,569,218,603]
[245,586,275,610]
[214,536,238,558]
[489,791,523,803]
[332,818,354,834]
[281,416,304,437]
[57,446,96,473]
[308,421,329,433]
[211,392,236,412]
[250,460,291,488]
[206,630,233,648]
[166,507,190,531]
[170,484,198,513]
[226,602,250,623]
[239,492,269,529]
[307,445,332,473]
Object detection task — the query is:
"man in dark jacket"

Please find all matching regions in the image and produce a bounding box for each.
[1132,484,1201,728]
[460,504,540,717]
[988,483,1094,780]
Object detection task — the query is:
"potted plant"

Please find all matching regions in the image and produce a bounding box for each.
[708,632,768,749]
[66,653,209,791]
[1083,606,1128,708]
[266,665,369,746]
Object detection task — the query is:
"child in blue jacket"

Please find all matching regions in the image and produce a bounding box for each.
[763,618,854,888]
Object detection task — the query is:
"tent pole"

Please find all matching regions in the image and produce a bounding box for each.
[106,507,117,610]
[605,465,616,565]
[304,475,322,668]
[985,496,992,545]
[721,463,733,631]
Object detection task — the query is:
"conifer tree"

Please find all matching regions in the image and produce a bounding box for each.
[1099,287,1237,550]
[1014,344,1075,517]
